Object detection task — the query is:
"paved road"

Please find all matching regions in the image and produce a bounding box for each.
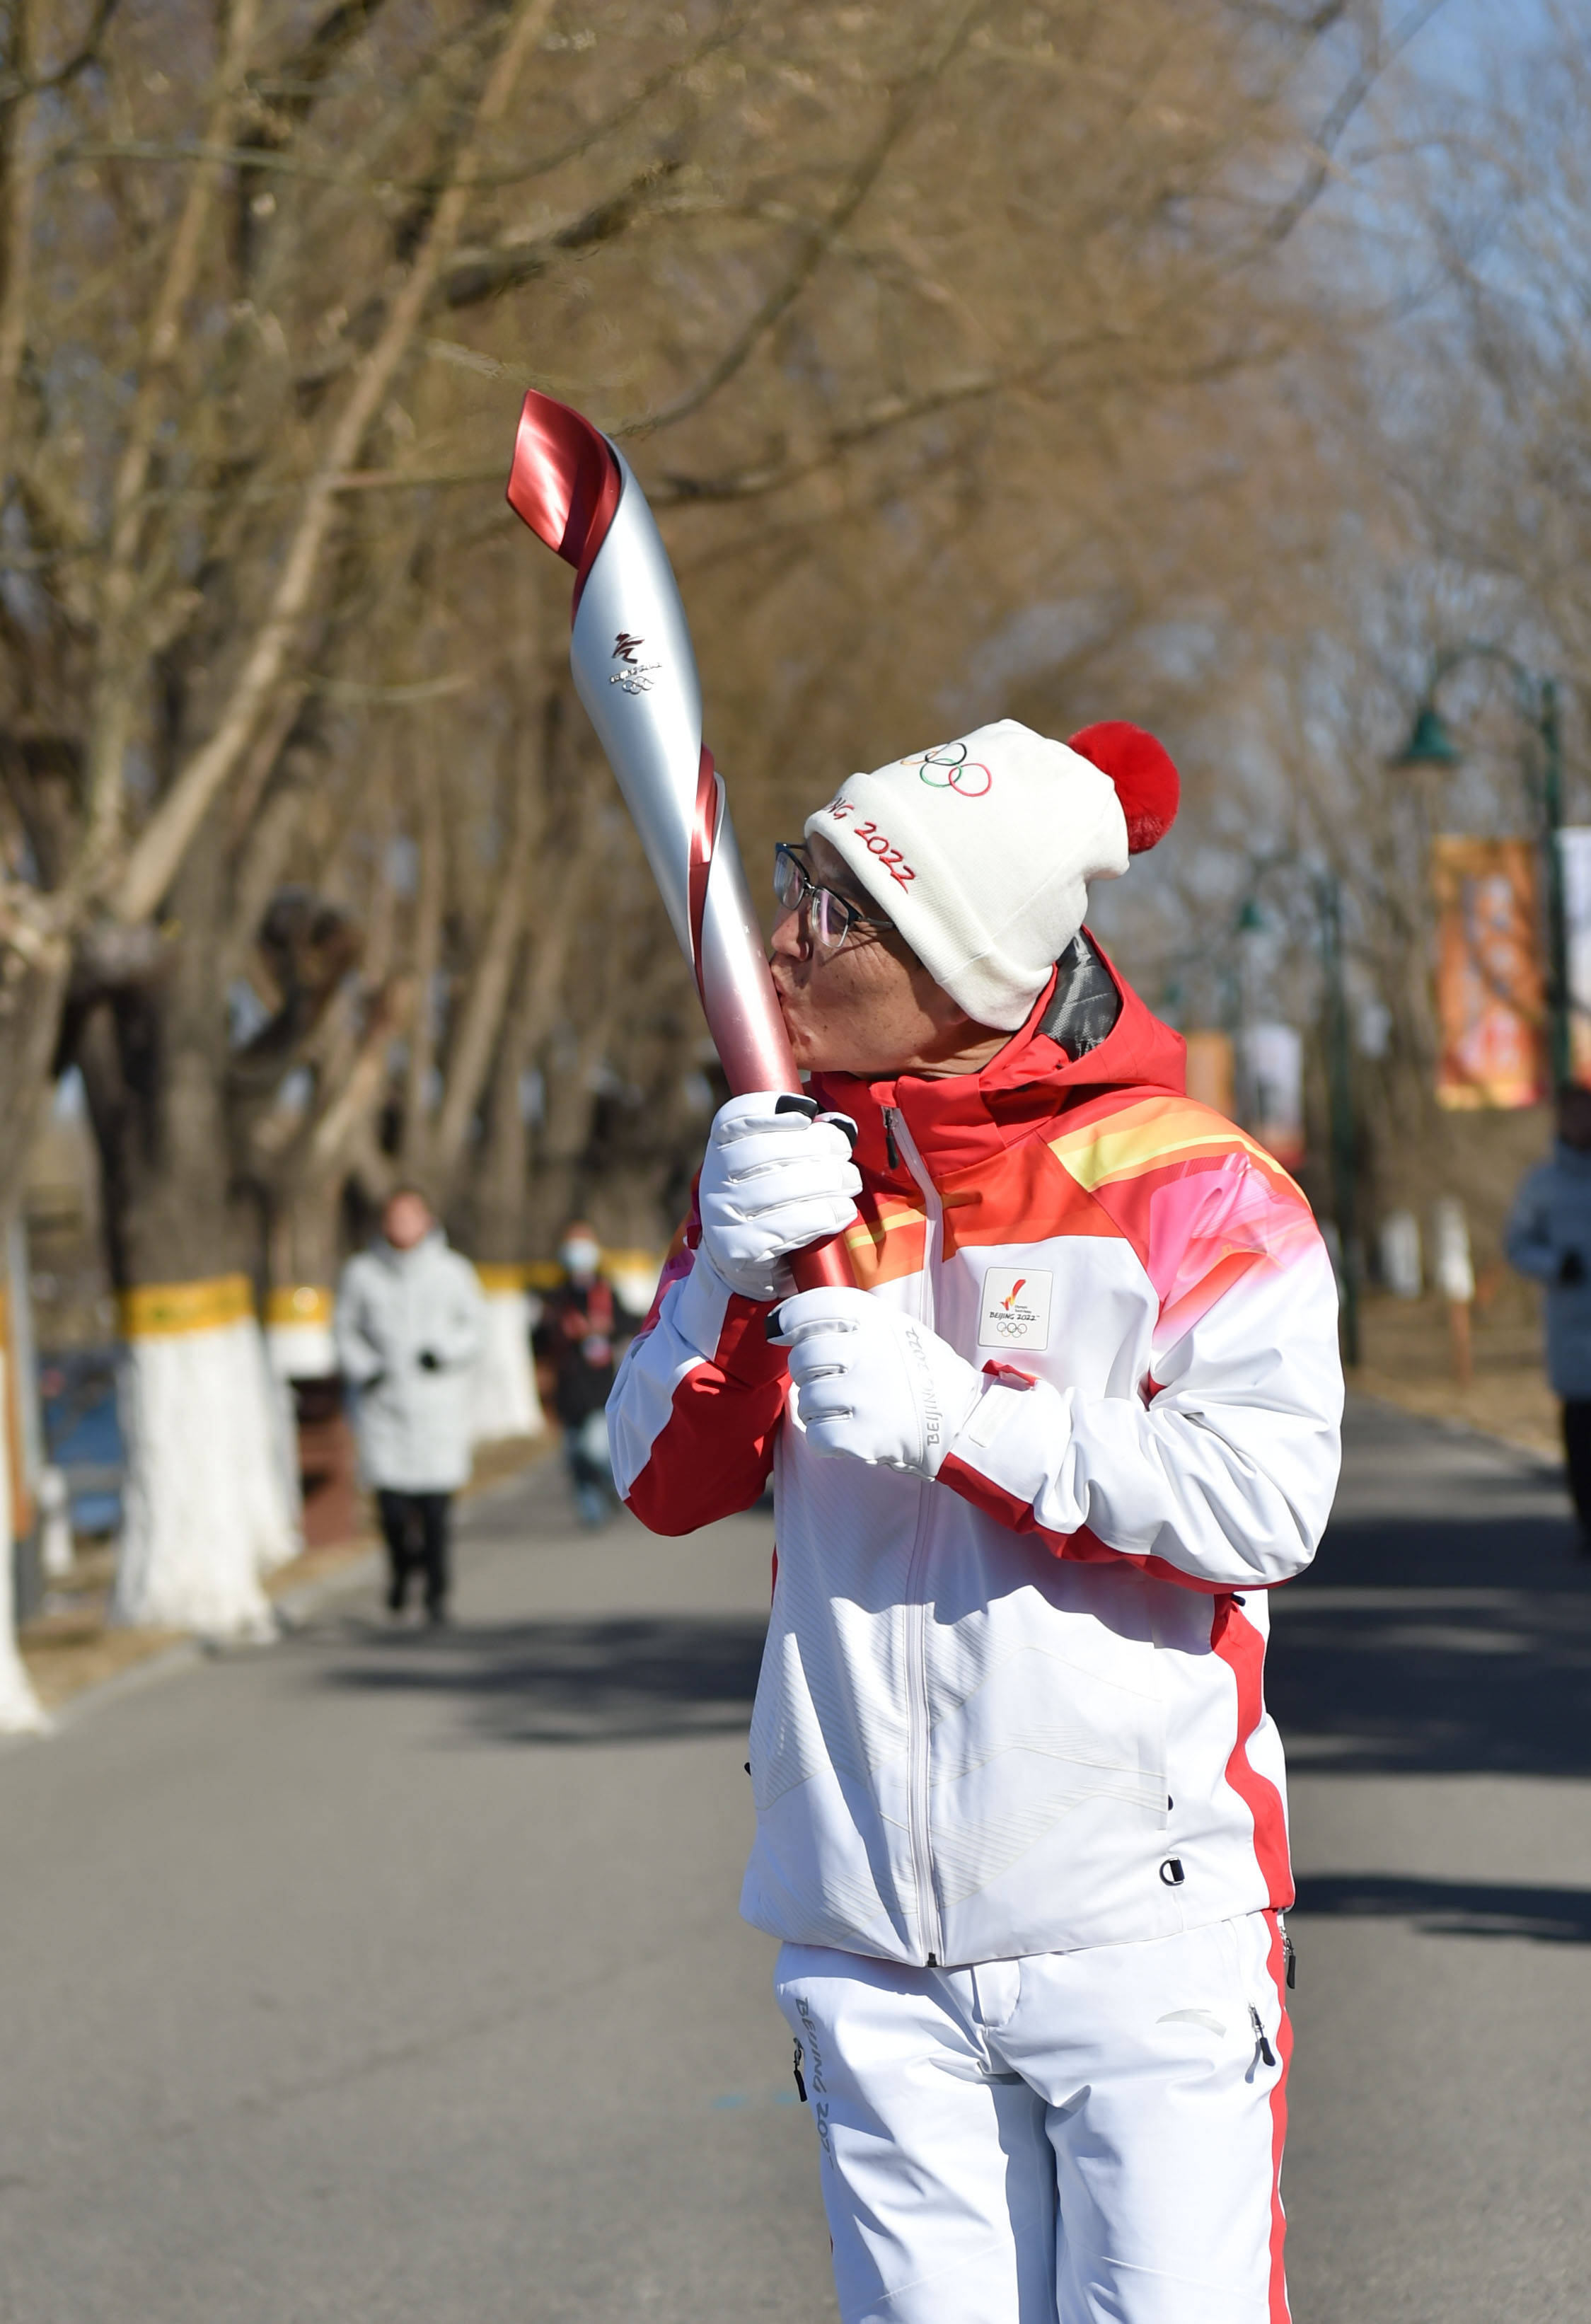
[1278,1400,1591,2323]
[0,1399,1587,2323]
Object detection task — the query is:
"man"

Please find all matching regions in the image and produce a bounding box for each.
[533,1222,642,1525]
[1506,1085,1591,1551]
[609,719,1343,2324]
[335,1186,485,1624]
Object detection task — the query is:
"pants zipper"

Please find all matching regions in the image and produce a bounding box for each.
[1249,2004,1276,2069]
[886,1103,945,1966]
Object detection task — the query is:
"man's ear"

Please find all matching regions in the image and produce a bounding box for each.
[914,958,991,1041]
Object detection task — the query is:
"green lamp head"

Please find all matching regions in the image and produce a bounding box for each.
[1394,703,1463,770]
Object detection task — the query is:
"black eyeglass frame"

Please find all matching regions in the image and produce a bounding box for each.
[774,840,898,961]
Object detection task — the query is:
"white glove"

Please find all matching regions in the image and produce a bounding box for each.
[698,1093,861,1302]
[772,1288,983,1479]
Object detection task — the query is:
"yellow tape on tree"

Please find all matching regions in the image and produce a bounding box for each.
[265,1285,334,1328]
[601,1247,661,1278]
[119,1273,254,1339]
[518,1249,664,1293]
[476,1263,529,1294]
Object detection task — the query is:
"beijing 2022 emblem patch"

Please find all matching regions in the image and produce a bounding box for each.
[976,1267,1053,1352]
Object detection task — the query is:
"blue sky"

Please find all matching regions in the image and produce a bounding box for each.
[1402,0,1558,96]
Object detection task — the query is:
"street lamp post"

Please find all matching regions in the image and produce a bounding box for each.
[1227,862,1361,1367]
[1314,869,1361,1368]
[1395,644,1568,1098]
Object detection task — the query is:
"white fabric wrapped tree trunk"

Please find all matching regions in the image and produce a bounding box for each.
[264,1285,337,1382]
[0,1349,47,1734]
[112,1278,300,1638]
[470,1268,545,1445]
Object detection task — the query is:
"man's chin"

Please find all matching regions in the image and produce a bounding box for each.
[780,1015,833,1075]
[774,989,813,1067]
[775,991,849,1075]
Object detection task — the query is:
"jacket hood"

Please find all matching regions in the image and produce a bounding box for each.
[376,1225,449,1266]
[812,932,1186,1185]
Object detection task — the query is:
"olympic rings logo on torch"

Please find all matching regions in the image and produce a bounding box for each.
[906,741,993,797]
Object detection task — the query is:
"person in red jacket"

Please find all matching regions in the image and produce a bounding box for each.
[608,719,1343,2324]
[533,1223,642,1527]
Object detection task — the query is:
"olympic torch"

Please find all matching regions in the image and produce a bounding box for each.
[505,391,851,1291]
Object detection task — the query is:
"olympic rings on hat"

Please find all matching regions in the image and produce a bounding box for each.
[906,741,993,797]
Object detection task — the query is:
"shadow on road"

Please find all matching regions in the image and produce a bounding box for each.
[1292,1873,1591,1946]
[315,1614,768,1745]
[1270,1445,1591,1776]
[313,1409,1591,1783]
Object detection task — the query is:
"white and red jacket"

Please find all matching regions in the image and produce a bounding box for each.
[609,951,1343,1967]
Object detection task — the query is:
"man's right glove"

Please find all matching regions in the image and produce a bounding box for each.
[770,1288,983,1479]
[698,1092,861,1302]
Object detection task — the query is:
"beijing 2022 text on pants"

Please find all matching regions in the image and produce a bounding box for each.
[775,1911,1291,2324]
[376,1488,453,1615]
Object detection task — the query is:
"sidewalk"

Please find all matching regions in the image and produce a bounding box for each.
[18,1433,550,1715]
[1350,1285,1561,1458]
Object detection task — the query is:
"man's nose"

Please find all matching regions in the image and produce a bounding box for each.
[770,903,808,961]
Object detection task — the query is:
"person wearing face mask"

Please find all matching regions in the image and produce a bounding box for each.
[607,719,1344,2324]
[534,1223,642,1527]
[335,1185,486,1623]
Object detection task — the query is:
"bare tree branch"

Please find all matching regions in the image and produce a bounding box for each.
[620,0,992,438]
[77,0,266,885]
[432,739,538,1174]
[0,0,40,478]
[1256,0,1451,253]
[0,0,120,111]
[107,0,557,927]
[403,739,446,1176]
[442,146,685,308]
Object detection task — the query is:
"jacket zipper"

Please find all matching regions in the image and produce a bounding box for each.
[884,1103,946,1966]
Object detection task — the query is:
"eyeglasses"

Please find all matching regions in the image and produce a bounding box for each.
[774,842,896,963]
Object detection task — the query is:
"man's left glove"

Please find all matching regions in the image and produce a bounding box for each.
[770,1288,983,1479]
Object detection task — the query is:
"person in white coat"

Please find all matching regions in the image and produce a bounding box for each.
[335,1187,486,1624]
[608,720,1343,2324]
[1505,1085,1591,1551]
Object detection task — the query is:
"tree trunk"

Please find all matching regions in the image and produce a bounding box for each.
[76,841,297,1638]
[263,1173,344,1383]
[0,937,69,1718]
[0,1317,46,1733]
[465,952,544,1444]
[470,984,531,1255]
[527,1016,619,1257]
[0,945,71,1252]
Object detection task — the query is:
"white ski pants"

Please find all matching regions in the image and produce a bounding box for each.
[774,1911,1290,2324]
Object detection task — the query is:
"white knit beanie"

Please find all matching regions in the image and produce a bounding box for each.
[804,717,1180,1031]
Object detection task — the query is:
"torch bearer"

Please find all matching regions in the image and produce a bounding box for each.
[506,390,851,1291]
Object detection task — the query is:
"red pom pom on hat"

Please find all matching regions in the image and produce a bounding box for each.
[1066,721,1179,854]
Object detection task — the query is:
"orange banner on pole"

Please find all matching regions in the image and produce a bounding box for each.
[1183,1029,1235,1118]
[1433,836,1546,1110]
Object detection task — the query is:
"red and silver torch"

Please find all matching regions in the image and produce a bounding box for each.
[506,390,850,1291]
